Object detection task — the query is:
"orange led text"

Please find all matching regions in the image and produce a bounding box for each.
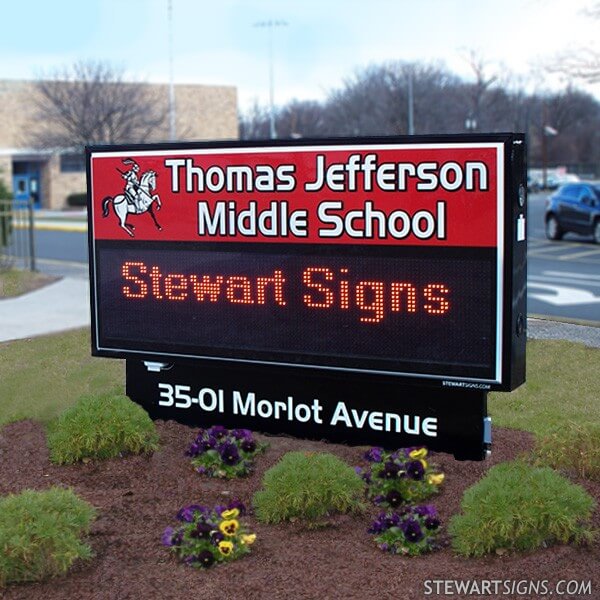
[302,267,450,323]
[121,261,450,324]
[122,261,287,306]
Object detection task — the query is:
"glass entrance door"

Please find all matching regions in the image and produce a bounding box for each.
[12,163,41,208]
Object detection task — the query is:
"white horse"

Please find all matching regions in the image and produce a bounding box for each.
[102,170,162,237]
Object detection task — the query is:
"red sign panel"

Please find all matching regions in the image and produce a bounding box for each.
[90,144,500,246]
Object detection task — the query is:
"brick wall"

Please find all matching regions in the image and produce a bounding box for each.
[147,83,239,141]
[0,79,239,208]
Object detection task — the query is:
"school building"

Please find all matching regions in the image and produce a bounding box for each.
[0,80,238,209]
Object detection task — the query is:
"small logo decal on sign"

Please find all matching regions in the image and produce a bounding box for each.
[101,158,163,237]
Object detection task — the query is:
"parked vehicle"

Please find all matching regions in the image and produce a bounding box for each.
[545,182,600,243]
[527,174,541,192]
[547,173,580,190]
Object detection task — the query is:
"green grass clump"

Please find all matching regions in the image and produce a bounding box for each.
[47,392,159,464]
[534,421,600,481]
[449,460,595,557]
[253,451,365,527]
[0,487,96,587]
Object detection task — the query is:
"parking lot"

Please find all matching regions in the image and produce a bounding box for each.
[527,192,600,324]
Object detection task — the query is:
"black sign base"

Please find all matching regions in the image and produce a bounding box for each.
[126,360,490,461]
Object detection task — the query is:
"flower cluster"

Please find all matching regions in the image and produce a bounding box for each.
[369,505,443,556]
[186,426,267,478]
[356,446,445,507]
[162,500,256,568]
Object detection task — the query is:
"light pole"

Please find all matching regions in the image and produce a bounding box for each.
[254,19,287,139]
[541,103,558,189]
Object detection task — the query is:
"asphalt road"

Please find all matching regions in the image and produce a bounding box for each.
[527,192,600,324]
[33,230,89,279]
[28,193,600,324]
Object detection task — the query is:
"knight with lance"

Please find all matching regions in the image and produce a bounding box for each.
[120,158,143,211]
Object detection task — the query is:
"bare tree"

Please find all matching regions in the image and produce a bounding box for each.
[547,2,600,83]
[32,61,167,149]
[318,61,467,137]
[239,101,272,139]
[275,100,326,138]
[459,50,506,131]
[238,55,600,178]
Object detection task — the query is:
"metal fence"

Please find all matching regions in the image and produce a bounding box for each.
[0,198,35,272]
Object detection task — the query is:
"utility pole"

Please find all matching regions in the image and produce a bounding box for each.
[168,0,176,140]
[407,69,414,135]
[254,20,288,139]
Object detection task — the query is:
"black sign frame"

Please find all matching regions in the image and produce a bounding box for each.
[87,133,527,392]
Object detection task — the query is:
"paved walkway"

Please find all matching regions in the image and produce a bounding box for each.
[0,278,90,342]
[527,317,600,348]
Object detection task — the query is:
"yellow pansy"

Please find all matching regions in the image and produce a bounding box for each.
[219,519,240,536]
[220,508,240,520]
[420,459,428,469]
[241,533,257,545]
[428,473,445,485]
[218,541,234,556]
[409,448,428,460]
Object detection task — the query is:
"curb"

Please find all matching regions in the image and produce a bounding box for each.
[35,223,87,233]
[15,223,88,233]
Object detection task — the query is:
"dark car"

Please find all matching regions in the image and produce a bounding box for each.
[545,182,600,243]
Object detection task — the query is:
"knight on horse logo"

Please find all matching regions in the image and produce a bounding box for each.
[102,158,162,237]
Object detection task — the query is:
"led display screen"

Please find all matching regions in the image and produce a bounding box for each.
[87,137,526,390]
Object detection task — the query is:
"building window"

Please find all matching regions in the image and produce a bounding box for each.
[60,153,86,173]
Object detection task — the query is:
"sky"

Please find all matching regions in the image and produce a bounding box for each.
[1,0,598,111]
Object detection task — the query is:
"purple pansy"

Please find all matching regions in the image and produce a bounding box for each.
[196,550,215,568]
[176,504,205,522]
[379,461,401,479]
[208,425,228,439]
[406,460,425,481]
[190,522,213,539]
[219,442,241,466]
[241,438,257,453]
[414,505,436,517]
[186,442,202,457]
[201,437,217,451]
[364,447,384,462]
[210,530,225,545]
[161,526,175,547]
[401,518,424,543]
[385,490,404,508]
[227,498,247,515]
[231,428,252,440]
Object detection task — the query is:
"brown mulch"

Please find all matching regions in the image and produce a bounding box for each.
[0,420,598,600]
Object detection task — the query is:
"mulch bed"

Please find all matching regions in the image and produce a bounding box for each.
[0,420,598,600]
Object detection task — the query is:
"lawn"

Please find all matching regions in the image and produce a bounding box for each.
[0,329,123,427]
[0,269,58,299]
[489,339,600,436]
[0,327,598,437]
